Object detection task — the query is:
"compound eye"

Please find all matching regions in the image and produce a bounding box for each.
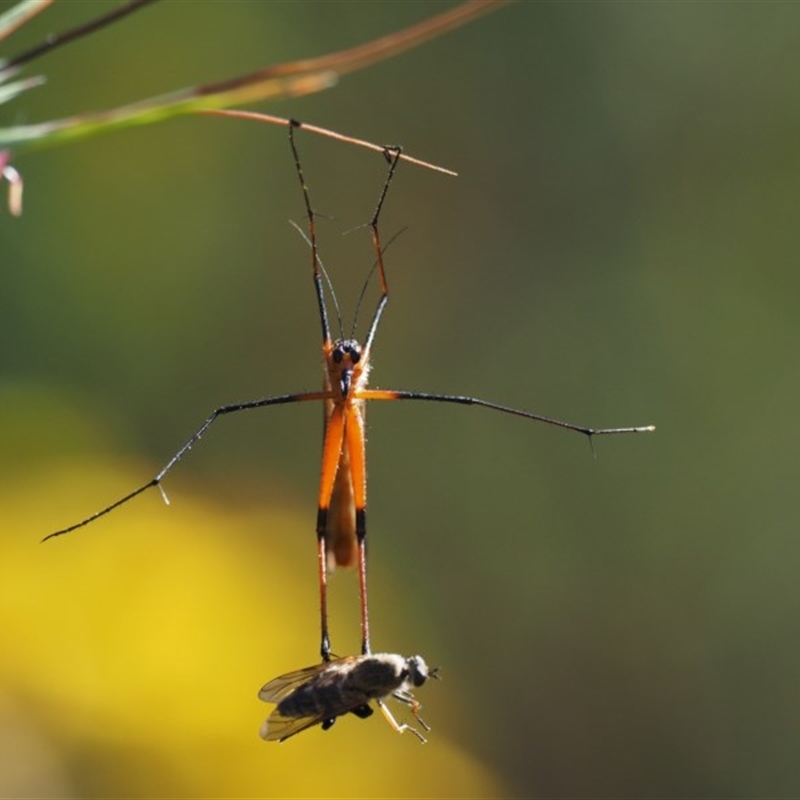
[349,348,361,364]
[408,656,428,686]
[332,348,344,364]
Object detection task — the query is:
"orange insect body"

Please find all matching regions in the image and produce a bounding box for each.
[321,338,370,570]
[43,121,654,666]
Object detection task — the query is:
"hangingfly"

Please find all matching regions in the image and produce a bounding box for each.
[258,653,436,743]
[43,119,655,662]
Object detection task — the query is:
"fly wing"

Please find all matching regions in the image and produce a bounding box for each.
[258,662,330,704]
[258,657,365,742]
[260,707,331,742]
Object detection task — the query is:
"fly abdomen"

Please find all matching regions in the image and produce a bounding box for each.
[276,672,364,719]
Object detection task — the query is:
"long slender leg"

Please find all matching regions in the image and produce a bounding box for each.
[362,147,402,356]
[43,390,329,542]
[315,149,403,658]
[344,404,370,655]
[289,120,332,345]
[289,122,347,661]
[356,389,655,438]
[356,517,370,655]
[323,148,403,656]
[316,532,331,661]
[316,406,346,661]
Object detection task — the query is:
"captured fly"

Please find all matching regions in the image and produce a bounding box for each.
[259,653,436,743]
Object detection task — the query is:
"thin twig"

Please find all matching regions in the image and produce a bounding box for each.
[201,109,457,177]
[0,1,510,152]
[2,0,161,73]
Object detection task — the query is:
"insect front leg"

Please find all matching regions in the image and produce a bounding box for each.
[376,698,427,743]
[43,391,326,542]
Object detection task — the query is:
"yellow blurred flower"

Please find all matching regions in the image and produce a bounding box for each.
[0,456,507,798]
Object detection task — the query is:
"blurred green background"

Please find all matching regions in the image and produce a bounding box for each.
[2,1,800,797]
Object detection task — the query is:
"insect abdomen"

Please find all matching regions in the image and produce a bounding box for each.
[277,673,361,719]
